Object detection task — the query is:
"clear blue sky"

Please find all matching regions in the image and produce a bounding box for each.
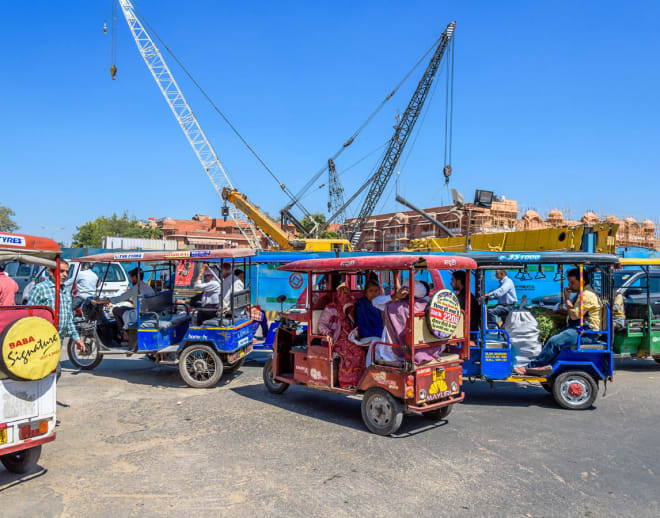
[2,1,659,244]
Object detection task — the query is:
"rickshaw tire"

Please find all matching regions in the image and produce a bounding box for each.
[224,357,245,374]
[178,344,223,389]
[552,370,598,410]
[423,404,453,420]
[263,358,289,394]
[0,445,42,474]
[361,388,404,436]
[67,338,103,371]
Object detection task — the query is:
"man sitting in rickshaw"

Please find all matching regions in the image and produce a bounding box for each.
[515,268,602,375]
[318,282,365,388]
[193,264,221,324]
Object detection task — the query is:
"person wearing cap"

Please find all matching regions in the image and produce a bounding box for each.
[193,264,222,324]
[96,267,155,330]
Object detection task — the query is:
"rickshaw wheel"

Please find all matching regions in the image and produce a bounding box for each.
[552,371,598,410]
[224,358,245,374]
[263,358,289,394]
[67,335,103,370]
[361,388,403,436]
[423,404,453,420]
[178,344,223,389]
[0,445,41,474]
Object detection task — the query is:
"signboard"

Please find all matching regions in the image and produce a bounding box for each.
[0,234,26,247]
[164,250,211,259]
[425,289,461,340]
[113,252,144,260]
[0,317,62,381]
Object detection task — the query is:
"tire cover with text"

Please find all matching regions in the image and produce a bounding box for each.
[0,316,62,381]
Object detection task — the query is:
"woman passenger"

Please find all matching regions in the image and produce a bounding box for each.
[318,283,366,389]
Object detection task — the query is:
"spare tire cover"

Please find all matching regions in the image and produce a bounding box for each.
[0,316,61,381]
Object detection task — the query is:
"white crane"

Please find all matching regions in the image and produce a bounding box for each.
[116,0,262,249]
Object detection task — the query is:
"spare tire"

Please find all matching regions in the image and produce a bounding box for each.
[0,316,61,381]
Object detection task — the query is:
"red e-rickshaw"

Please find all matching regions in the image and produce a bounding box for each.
[262,255,477,435]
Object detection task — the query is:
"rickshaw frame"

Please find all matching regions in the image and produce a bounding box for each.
[265,254,478,435]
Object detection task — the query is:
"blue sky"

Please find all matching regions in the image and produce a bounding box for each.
[2,1,659,244]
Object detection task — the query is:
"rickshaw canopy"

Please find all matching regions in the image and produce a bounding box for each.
[71,248,255,264]
[0,232,61,268]
[278,254,477,273]
[460,252,620,268]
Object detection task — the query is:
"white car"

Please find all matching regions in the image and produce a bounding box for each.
[66,261,130,300]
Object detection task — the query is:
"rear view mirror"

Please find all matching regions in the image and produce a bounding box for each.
[276,295,287,304]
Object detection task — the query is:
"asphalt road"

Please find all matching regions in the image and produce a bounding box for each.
[2,352,659,518]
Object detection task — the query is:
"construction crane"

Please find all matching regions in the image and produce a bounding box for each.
[318,21,456,247]
[222,188,352,252]
[115,0,262,249]
[327,159,346,228]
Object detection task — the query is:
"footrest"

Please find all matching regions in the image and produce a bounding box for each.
[157,345,180,354]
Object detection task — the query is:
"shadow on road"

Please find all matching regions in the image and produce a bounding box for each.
[614,358,660,372]
[0,467,48,492]
[60,357,244,389]
[459,380,582,410]
[231,383,450,437]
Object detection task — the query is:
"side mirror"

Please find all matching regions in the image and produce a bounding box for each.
[276,294,287,304]
[625,287,644,296]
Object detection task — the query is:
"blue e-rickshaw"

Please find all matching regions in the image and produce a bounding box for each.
[68,249,255,388]
[461,252,618,410]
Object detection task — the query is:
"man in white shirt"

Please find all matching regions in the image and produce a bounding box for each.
[96,267,155,328]
[485,269,518,327]
[193,264,221,324]
[70,263,99,309]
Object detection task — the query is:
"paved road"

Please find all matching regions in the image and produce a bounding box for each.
[2,353,659,517]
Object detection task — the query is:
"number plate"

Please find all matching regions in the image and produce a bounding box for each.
[0,428,6,444]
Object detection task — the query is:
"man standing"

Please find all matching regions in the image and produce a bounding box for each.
[28,260,85,353]
[0,263,19,306]
[69,263,99,309]
[193,264,221,324]
[515,268,602,375]
[485,269,517,327]
[451,270,480,332]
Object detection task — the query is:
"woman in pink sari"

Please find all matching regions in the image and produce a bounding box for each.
[318,283,366,388]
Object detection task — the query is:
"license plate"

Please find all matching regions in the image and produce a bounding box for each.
[0,429,6,444]
[238,337,250,348]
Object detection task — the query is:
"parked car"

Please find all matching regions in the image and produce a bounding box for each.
[66,261,129,300]
[1,261,46,304]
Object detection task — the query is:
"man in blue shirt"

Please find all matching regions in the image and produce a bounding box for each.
[485,269,518,327]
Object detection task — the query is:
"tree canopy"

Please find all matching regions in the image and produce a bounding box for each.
[0,204,19,232]
[300,213,338,239]
[72,213,163,248]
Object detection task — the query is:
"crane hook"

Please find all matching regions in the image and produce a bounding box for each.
[103,22,107,34]
[110,65,117,80]
[443,165,452,184]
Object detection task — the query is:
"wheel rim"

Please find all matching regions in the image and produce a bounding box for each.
[367,394,393,427]
[73,337,99,367]
[185,350,216,382]
[559,376,591,406]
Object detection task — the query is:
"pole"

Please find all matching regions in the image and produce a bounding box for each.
[464,209,472,252]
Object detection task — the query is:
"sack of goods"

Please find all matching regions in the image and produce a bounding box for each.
[504,309,541,369]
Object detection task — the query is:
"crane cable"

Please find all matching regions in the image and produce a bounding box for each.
[110,0,117,79]
[288,32,451,206]
[443,36,455,183]
[129,2,301,206]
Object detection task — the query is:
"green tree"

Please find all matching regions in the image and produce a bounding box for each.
[300,213,338,239]
[0,204,19,232]
[72,213,163,248]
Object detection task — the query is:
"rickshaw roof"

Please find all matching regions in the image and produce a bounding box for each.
[278,254,477,273]
[460,252,620,268]
[72,248,254,264]
[250,253,320,264]
[619,258,660,267]
[0,232,61,266]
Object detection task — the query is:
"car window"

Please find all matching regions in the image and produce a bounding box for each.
[93,264,126,283]
[614,271,636,289]
[650,276,660,294]
[16,264,32,277]
[627,276,647,289]
[3,261,18,276]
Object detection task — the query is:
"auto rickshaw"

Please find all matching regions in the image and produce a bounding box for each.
[460,252,618,410]
[613,258,660,363]
[0,232,61,473]
[68,249,255,388]
[262,254,478,436]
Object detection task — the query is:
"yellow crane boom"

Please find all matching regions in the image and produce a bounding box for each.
[222,188,353,252]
